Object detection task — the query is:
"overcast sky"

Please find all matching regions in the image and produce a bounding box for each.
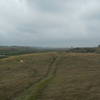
[0,0,100,47]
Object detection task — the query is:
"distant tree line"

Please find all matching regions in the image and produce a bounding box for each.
[66,45,100,53]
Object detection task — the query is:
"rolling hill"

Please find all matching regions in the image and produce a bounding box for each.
[0,52,100,100]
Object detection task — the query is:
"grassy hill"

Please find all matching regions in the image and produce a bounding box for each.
[0,52,100,100]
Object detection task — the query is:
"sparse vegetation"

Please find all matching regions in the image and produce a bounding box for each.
[1,51,100,100]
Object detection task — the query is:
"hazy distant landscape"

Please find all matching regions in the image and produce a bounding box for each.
[0,46,100,58]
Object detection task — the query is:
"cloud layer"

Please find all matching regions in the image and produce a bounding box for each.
[0,0,100,47]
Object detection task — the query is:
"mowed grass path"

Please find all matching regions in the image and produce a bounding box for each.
[0,52,100,100]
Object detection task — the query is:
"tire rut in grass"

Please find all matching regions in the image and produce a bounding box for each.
[28,55,58,100]
[14,55,58,100]
[27,56,60,100]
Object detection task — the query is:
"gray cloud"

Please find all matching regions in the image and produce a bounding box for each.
[0,0,100,47]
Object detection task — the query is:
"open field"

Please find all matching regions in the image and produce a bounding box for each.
[0,52,100,100]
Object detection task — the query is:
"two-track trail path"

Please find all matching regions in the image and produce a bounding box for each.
[14,53,63,100]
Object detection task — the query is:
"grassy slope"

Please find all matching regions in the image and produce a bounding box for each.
[1,52,100,100]
[0,52,57,100]
[39,53,100,100]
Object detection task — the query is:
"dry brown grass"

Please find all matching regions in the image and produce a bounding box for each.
[39,53,100,100]
[1,52,100,100]
[0,52,57,100]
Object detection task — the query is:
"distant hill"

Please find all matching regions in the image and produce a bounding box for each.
[0,46,46,58]
[0,46,100,59]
